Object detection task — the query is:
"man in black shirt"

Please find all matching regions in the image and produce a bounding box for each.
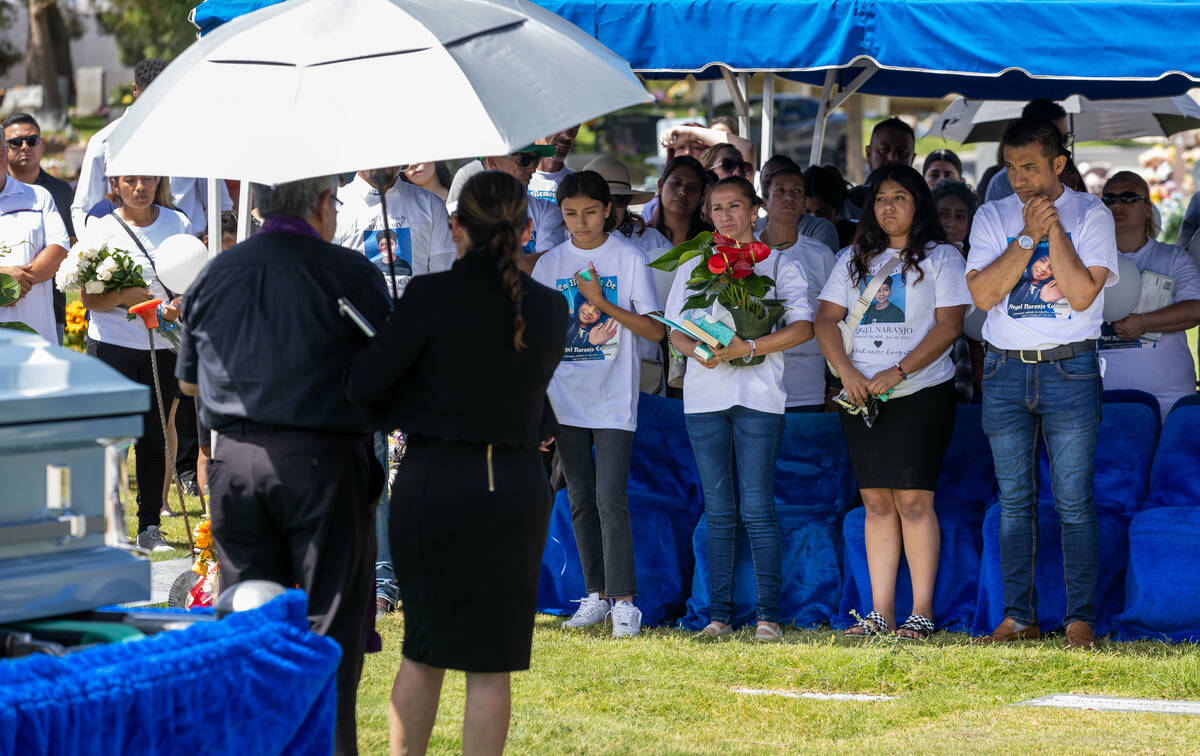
[4,112,75,343]
[177,174,390,756]
[844,117,916,221]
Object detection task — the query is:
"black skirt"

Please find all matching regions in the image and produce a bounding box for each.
[390,434,552,672]
[839,379,956,491]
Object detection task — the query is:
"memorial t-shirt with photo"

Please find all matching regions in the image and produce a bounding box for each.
[1098,238,1200,420]
[967,187,1119,350]
[531,233,661,431]
[819,243,973,399]
[333,175,456,288]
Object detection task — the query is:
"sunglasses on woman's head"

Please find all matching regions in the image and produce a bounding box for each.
[715,157,742,174]
[6,134,39,149]
[1101,192,1148,206]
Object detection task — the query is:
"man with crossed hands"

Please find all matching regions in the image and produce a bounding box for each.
[965,117,1118,649]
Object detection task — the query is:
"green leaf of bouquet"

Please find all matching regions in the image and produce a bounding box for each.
[0,321,36,334]
[648,232,713,271]
[742,277,768,298]
[682,292,714,311]
[0,273,19,306]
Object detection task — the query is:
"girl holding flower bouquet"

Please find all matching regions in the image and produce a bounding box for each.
[659,177,815,641]
[77,174,190,552]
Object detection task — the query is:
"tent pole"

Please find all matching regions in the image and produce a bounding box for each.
[810,62,881,166]
[207,179,221,259]
[809,70,837,166]
[237,180,253,245]
[720,67,750,132]
[736,73,750,138]
[761,74,775,171]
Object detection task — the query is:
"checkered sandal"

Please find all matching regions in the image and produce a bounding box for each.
[844,610,888,637]
[896,613,935,640]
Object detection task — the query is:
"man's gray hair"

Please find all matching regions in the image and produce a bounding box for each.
[253,175,338,218]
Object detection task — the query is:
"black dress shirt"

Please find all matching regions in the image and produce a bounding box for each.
[177,229,390,434]
[346,247,567,449]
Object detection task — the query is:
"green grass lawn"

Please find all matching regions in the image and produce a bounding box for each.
[359,614,1200,755]
[119,449,207,562]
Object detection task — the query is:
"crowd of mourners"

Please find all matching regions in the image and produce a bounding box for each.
[3,53,1199,753]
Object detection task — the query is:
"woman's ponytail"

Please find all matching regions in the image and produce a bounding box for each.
[456,171,530,351]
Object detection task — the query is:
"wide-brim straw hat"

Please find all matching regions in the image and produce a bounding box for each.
[582,156,656,204]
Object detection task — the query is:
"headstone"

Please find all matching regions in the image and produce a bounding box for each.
[75,66,105,118]
[0,86,44,117]
[733,688,896,702]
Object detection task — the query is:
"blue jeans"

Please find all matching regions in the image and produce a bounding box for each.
[981,350,1101,626]
[685,405,784,624]
[374,432,399,605]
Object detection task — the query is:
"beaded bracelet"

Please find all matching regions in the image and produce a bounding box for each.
[895,363,908,381]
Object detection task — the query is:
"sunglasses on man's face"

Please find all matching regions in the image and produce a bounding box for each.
[510,152,539,167]
[6,134,40,149]
[1101,191,1148,206]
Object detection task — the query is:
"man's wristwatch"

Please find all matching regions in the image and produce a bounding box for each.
[1017,234,1036,250]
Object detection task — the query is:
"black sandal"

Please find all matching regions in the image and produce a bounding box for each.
[844,610,888,637]
[896,613,935,640]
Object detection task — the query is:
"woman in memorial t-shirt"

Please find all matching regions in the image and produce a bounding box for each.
[665,176,815,642]
[531,171,664,638]
[1098,171,1200,420]
[816,164,972,640]
[80,175,190,554]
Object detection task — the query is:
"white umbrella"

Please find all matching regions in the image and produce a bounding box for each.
[106,0,650,185]
[935,94,1200,144]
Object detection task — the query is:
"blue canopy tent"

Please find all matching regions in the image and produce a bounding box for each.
[193,0,1200,163]
[533,0,1200,164]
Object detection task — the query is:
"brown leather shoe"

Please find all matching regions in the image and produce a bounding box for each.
[975,617,1041,644]
[375,597,393,618]
[1065,621,1096,649]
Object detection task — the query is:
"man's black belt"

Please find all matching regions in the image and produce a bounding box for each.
[984,339,1097,364]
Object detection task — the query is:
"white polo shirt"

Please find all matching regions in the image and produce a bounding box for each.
[0,177,70,342]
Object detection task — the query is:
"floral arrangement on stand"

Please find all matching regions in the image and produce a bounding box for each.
[188,518,220,609]
[649,231,785,366]
[54,242,180,349]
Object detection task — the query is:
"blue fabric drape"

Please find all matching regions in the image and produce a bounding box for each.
[0,591,339,756]
[1112,507,1200,642]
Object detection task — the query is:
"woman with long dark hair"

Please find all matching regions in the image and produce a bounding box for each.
[346,171,567,755]
[649,156,712,246]
[815,164,971,640]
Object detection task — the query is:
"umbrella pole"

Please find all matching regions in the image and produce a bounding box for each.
[379,186,398,303]
[146,327,196,553]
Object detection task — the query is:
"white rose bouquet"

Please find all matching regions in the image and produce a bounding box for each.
[55,242,149,295]
[55,242,181,350]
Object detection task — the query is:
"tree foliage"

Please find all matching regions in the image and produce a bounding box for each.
[98,0,196,66]
[0,1,24,77]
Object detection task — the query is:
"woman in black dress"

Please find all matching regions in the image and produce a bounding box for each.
[346,171,566,755]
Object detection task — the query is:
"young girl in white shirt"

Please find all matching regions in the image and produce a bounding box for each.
[531,171,664,638]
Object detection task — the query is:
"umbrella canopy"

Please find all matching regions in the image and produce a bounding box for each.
[935,95,1200,144]
[534,0,1200,100]
[107,0,650,185]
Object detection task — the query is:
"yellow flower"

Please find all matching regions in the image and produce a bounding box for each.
[121,93,133,105]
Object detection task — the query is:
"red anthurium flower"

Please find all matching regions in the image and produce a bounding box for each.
[715,245,742,259]
[743,241,771,264]
[708,252,730,274]
[730,259,754,279]
[712,233,737,246]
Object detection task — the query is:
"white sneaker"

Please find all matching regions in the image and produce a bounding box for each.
[136,525,174,553]
[611,600,642,638]
[562,593,611,629]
